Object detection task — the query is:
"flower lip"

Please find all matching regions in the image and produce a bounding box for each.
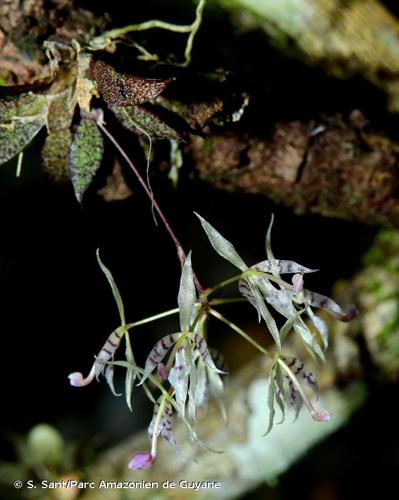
[312,409,330,422]
[128,452,155,470]
[68,364,95,387]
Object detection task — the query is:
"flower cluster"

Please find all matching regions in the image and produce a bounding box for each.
[68,214,357,469]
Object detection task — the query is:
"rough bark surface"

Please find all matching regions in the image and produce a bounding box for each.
[189,111,399,227]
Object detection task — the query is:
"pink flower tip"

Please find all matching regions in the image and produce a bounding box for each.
[128,452,155,470]
[313,409,330,422]
[68,367,95,387]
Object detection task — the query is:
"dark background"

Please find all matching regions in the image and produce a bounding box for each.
[1,0,398,498]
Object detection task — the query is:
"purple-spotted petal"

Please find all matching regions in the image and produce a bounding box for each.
[304,289,358,321]
[168,348,189,418]
[192,334,226,374]
[139,333,180,385]
[253,260,317,275]
[266,288,296,318]
[157,362,169,381]
[282,356,318,394]
[307,307,329,349]
[128,452,154,470]
[95,328,124,378]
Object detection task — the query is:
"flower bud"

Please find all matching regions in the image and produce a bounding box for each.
[128,452,154,470]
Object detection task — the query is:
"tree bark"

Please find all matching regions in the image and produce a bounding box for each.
[188,111,399,227]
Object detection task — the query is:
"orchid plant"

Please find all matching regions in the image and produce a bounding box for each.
[68,212,357,470]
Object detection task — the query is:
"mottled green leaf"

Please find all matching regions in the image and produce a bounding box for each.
[0,92,48,166]
[46,88,75,133]
[69,117,104,202]
[110,104,182,140]
[41,129,72,181]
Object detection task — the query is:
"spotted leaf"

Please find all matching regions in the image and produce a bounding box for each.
[69,116,104,202]
[41,129,72,182]
[0,93,47,166]
[110,104,182,140]
[93,60,172,106]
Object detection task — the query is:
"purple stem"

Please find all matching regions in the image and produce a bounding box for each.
[97,120,203,293]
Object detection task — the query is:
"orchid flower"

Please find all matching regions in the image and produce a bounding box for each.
[196,213,357,358]
[265,355,329,435]
[68,250,138,409]
[128,394,177,470]
[139,252,224,421]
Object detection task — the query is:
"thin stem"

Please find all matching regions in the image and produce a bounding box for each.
[209,308,272,357]
[202,273,243,298]
[209,297,247,306]
[150,396,166,457]
[97,120,203,293]
[181,0,207,67]
[110,360,169,397]
[88,0,206,67]
[247,269,296,291]
[125,308,180,330]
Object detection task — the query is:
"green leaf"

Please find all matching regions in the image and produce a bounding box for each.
[96,249,126,326]
[41,129,72,181]
[194,213,247,271]
[0,93,47,166]
[69,116,104,202]
[110,104,182,140]
[47,88,75,133]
